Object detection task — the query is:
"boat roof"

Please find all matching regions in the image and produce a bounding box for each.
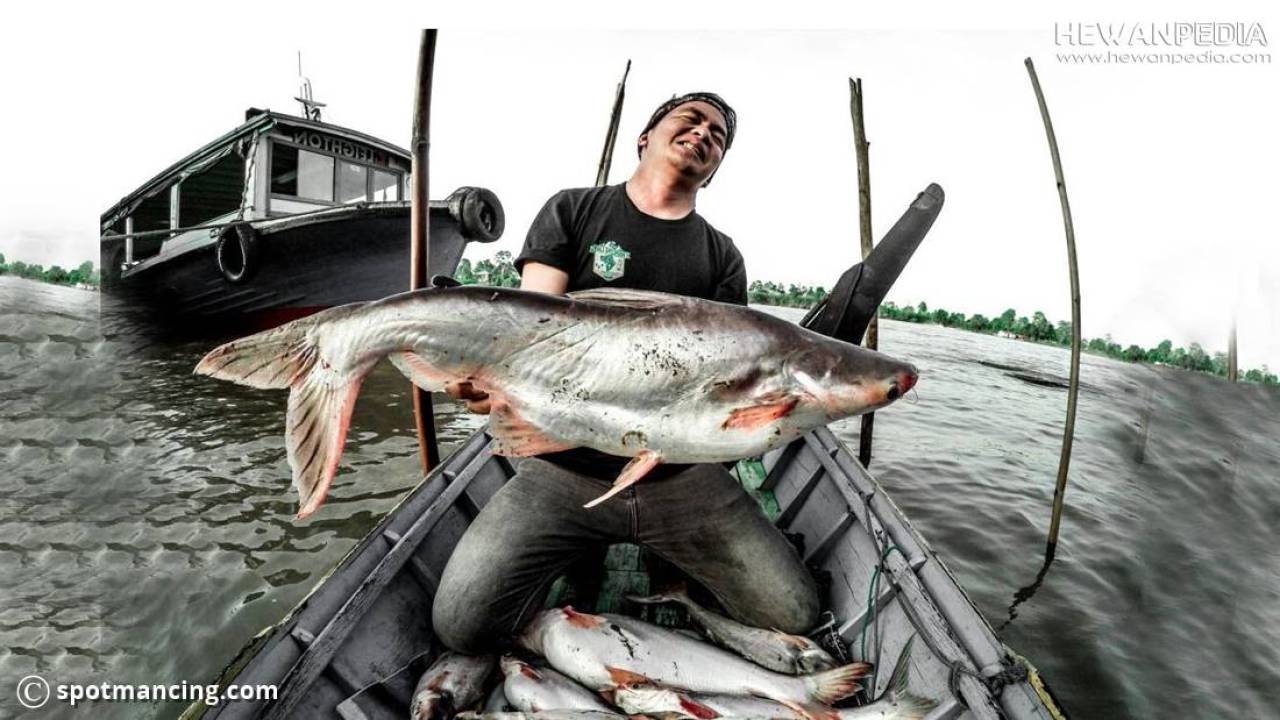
[100,110,411,224]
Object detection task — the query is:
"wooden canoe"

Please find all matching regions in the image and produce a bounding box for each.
[182,427,1067,720]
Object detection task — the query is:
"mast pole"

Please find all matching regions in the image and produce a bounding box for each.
[410,29,441,473]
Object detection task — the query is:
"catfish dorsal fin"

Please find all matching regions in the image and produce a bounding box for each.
[569,287,689,311]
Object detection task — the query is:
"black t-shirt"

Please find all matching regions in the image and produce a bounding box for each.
[514,184,748,480]
[515,184,747,304]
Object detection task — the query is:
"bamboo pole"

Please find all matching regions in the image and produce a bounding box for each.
[410,29,441,473]
[1228,321,1238,382]
[596,60,632,187]
[1025,58,1081,562]
[850,77,877,467]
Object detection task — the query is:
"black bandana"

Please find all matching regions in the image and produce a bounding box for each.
[637,92,737,158]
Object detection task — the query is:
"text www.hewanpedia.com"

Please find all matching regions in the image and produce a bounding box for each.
[1057,50,1272,64]
[15,674,277,709]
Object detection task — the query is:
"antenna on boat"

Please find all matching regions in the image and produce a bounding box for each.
[294,51,326,121]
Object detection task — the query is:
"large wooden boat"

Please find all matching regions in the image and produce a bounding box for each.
[99,109,503,328]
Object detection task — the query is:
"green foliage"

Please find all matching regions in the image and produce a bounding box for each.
[454,258,475,284]
[0,255,99,288]
[746,280,828,308]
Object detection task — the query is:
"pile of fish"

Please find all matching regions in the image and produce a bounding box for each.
[410,593,935,720]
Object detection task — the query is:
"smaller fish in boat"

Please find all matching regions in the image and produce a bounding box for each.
[613,684,820,720]
[456,712,628,720]
[410,651,497,720]
[518,607,868,705]
[628,587,838,675]
[500,655,616,713]
[613,637,933,720]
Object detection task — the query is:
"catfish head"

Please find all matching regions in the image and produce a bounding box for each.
[783,341,918,421]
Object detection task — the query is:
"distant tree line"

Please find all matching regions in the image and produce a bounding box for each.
[748,279,1277,386]
[0,253,99,289]
[745,280,828,308]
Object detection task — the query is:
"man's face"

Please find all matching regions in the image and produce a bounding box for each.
[639,100,729,184]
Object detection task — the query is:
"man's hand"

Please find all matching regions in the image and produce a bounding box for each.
[445,380,491,414]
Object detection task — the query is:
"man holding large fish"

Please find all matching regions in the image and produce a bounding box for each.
[194,92,918,655]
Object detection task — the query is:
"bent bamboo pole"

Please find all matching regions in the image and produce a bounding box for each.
[1025,58,1081,561]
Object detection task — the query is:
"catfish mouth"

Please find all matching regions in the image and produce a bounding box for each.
[888,366,918,401]
[877,366,918,406]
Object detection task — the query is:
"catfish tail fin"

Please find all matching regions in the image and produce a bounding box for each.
[195,308,374,519]
[803,662,870,705]
[195,320,320,389]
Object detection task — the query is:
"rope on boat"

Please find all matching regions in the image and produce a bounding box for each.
[854,492,1031,710]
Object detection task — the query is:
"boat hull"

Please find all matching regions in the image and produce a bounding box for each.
[102,198,495,333]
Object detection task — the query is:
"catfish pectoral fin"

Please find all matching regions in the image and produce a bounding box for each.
[721,396,799,430]
[583,449,663,508]
[389,350,455,391]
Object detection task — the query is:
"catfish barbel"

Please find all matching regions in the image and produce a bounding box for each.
[195,286,917,518]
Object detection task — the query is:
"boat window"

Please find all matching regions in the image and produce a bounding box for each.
[271,144,334,202]
[298,151,335,202]
[127,190,170,260]
[179,151,245,226]
[337,161,368,204]
[132,191,171,234]
[372,169,400,201]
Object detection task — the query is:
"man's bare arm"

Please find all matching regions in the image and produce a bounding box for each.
[520,261,570,295]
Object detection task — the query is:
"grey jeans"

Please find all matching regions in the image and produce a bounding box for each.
[432,457,820,653]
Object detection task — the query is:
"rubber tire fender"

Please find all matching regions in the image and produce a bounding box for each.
[215,222,260,284]
[447,187,504,242]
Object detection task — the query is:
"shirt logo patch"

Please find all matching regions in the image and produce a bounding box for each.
[589,241,631,282]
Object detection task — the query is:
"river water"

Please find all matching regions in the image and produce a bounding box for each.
[1,275,1277,719]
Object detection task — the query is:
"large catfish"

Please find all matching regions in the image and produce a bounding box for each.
[195,286,917,518]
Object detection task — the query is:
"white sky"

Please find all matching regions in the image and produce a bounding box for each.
[1,2,1276,370]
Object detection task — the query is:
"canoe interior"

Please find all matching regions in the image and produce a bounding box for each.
[183,429,1065,720]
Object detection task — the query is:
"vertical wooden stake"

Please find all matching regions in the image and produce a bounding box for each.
[850,77,877,467]
[411,29,441,473]
[1228,321,1238,382]
[596,60,632,187]
[1026,58,1082,561]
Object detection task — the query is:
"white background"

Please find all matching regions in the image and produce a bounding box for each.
[1,1,1276,370]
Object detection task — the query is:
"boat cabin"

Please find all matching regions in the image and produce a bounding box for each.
[99,110,412,284]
